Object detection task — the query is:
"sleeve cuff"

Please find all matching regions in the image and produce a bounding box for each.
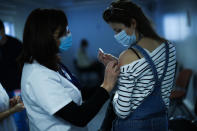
[97,87,110,101]
[50,98,72,115]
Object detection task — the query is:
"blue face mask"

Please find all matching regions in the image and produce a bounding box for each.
[0,35,2,41]
[114,30,136,47]
[59,33,72,51]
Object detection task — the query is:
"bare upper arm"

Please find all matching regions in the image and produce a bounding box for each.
[119,49,140,67]
[118,37,163,67]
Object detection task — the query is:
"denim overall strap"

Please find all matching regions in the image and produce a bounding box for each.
[130,42,170,118]
[132,44,159,83]
[132,42,169,85]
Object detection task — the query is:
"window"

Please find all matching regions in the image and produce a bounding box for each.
[163,13,190,41]
[4,21,15,37]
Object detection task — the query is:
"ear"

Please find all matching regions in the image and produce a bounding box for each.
[130,18,137,29]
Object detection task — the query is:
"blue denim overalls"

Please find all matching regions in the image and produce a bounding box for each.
[112,42,169,131]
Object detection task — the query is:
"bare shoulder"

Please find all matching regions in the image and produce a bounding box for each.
[119,49,140,67]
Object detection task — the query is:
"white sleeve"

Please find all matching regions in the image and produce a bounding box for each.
[0,83,9,112]
[113,71,135,119]
[29,71,73,115]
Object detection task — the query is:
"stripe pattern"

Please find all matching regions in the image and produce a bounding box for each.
[113,42,176,119]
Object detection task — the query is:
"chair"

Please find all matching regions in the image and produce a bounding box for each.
[193,73,197,116]
[169,69,193,118]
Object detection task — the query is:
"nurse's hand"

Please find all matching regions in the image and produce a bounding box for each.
[101,60,120,93]
[98,48,118,66]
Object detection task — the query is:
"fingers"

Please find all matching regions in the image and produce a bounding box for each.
[114,63,120,73]
[107,60,116,67]
[20,102,25,108]
[98,48,105,61]
[102,60,120,92]
[105,54,118,62]
[17,96,23,103]
[98,48,118,67]
[97,51,101,60]
[109,60,120,73]
[10,97,17,106]
[107,61,119,71]
[15,103,25,111]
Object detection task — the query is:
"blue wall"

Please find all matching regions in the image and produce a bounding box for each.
[60,3,126,72]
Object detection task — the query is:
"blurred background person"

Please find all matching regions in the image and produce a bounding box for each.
[76,39,104,85]
[0,19,28,131]
[0,19,22,97]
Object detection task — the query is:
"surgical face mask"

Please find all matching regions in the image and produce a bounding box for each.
[59,33,72,51]
[114,30,136,47]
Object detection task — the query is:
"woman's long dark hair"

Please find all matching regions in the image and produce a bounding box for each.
[17,8,68,71]
[103,0,166,42]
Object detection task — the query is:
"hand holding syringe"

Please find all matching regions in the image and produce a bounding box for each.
[98,48,118,66]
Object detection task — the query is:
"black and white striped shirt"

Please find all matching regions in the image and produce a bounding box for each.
[113,42,176,119]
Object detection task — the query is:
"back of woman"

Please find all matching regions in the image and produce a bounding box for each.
[114,40,176,117]
[101,0,176,130]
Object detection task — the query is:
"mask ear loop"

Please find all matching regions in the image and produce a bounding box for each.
[66,26,69,32]
[66,26,70,34]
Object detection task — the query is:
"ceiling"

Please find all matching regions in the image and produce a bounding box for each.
[0,0,112,7]
[0,0,159,16]
[0,0,159,7]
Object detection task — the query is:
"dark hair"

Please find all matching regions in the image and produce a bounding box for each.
[18,8,68,71]
[81,39,88,47]
[103,0,166,42]
[0,19,4,30]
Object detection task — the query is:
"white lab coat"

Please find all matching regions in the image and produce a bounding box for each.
[21,61,88,131]
[0,83,17,131]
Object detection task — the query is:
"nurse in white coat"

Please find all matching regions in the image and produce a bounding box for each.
[0,83,24,131]
[18,8,120,131]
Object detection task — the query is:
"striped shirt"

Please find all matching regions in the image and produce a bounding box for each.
[113,42,176,119]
